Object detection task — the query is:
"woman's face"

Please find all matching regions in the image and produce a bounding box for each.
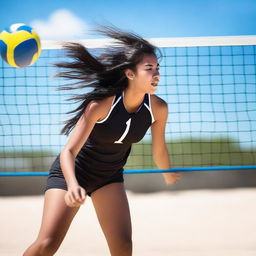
[128,54,160,94]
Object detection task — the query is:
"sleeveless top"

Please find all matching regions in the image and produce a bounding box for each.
[74,92,155,171]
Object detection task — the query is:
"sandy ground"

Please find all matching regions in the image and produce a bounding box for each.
[1,188,256,256]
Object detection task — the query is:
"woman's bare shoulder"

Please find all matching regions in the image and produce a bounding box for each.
[150,94,168,112]
[90,96,115,121]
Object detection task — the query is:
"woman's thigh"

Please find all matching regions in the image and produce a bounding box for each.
[24,189,81,255]
[91,183,132,255]
[38,189,80,239]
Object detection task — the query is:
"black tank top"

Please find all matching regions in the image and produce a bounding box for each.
[75,92,155,171]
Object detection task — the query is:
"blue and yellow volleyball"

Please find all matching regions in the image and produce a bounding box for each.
[0,23,41,68]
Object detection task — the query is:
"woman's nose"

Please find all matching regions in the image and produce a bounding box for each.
[154,70,160,79]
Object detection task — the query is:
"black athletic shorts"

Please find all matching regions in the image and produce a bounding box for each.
[45,157,124,197]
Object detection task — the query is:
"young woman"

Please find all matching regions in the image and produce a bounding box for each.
[23,26,181,256]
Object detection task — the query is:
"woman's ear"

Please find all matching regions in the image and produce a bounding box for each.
[124,69,135,80]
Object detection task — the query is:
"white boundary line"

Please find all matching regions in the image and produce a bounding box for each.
[42,35,256,50]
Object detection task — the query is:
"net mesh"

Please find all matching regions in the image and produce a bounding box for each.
[0,36,256,173]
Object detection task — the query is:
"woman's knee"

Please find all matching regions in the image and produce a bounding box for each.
[33,237,60,256]
[121,238,133,254]
[110,237,133,256]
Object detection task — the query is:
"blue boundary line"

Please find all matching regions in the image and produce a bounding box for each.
[0,165,256,176]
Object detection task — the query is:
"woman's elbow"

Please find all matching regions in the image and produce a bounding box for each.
[61,148,76,159]
[152,144,168,156]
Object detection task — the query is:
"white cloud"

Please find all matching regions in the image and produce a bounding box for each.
[30,9,88,40]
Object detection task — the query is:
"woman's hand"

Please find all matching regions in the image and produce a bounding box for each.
[64,185,86,207]
[163,172,181,185]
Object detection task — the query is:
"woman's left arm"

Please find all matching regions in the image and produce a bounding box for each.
[151,96,181,185]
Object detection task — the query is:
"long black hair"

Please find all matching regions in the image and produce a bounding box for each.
[55,25,160,135]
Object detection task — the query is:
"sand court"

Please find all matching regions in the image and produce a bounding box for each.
[1,188,256,256]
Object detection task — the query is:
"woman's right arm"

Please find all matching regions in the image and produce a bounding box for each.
[60,101,104,207]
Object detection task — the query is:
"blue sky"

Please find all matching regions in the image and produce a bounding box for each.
[0,0,256,39]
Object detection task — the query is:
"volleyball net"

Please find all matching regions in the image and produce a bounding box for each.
[1,36,256,175]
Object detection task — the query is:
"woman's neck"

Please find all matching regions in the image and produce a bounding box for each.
[123,88,146,113]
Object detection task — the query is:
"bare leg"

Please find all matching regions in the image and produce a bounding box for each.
[23,189,81,256]
[91,183,132,256]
